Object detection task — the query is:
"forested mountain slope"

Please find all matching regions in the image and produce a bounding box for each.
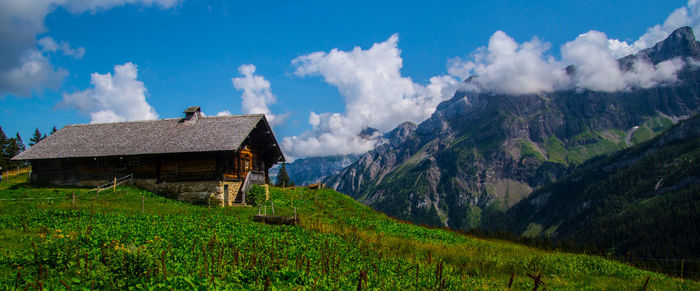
[499,114,700,268]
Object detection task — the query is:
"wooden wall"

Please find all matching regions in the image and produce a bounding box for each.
[31,152,229,186]
[29,146,276,187]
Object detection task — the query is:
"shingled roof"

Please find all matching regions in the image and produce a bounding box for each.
[12,114,285,161]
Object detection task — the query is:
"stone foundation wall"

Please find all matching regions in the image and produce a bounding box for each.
[222,181,242,206]
[134,179,242,206]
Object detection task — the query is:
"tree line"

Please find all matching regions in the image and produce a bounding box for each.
[0,126,56,171]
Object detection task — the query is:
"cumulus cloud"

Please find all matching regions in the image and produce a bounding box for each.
[0,0,179,97]
[447,31,568,95]
[60,62,158,123]
[562,31,685,92]
[448,1,699,95]
[216,110,232,116]
[0,50,68,96]
[231,64,286,125]
[283,34,458,158]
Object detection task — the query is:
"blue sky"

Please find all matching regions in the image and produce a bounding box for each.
[0,0,693,158]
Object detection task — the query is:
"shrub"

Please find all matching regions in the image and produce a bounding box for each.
[247,184,266,205]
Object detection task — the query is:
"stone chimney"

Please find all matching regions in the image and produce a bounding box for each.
[183,106,201,124]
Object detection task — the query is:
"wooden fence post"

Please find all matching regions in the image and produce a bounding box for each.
[113,176,116,192]
[142,194,145,214]
[680,259,684,281]
[507,272,515,290]
[72,192,75,209]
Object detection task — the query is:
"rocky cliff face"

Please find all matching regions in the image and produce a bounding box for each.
[325,26,700,229]
[324,121,418,196]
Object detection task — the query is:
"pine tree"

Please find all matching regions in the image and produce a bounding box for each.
[275,163,291,187]
[51,126,57,135]
[15,133,25,153]
[3,136,20,166]
[0,127,22,170]
[0,126,8,170]
[29,128,43,146]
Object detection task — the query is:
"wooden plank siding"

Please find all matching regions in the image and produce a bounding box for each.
[29,146,270,187]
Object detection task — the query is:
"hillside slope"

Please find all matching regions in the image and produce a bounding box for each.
[499,114,700,269]
[0,175,696,289]
[325,26,700,230]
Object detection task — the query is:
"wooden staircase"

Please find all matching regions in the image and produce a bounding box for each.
[233,190,244,204]
[231,171,266,206]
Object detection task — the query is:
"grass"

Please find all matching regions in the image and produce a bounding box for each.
[0,174,697,289]
[631,115,676,145]
[518,140,545,162]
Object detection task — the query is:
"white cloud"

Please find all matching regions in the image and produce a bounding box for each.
[0,0,179,97]
[448,1,698,95]
[283,34,458,158]
[60,62,158,123]
[59,0,179,14]
[562,31,685,92]
[232,64,286,125]
[447,31,568,95]
[0,49,68,96]
[216,110,232,116]
[38,37,86,59]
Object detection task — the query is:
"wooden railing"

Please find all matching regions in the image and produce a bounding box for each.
[94,173,134,193]
[238,171,266,205]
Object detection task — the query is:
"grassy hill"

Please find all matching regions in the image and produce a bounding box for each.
[0,174,696,289]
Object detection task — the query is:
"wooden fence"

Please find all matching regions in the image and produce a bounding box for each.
[0,166,31,180]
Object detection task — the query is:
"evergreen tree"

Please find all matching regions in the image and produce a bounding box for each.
[3,137,20,165]
[15,133,25,153]
[51,126,57,135]
[0,127,22,170]
[0,126,8,170]
[29,128,43,146]
[275,163,291,187]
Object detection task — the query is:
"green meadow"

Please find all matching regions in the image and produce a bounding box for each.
[0,173,696,290]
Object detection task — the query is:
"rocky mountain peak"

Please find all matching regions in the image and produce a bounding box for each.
[623,26,700,66]
[384,121,417,146]
[359,127,380,139]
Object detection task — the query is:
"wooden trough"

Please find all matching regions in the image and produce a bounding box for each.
[253,215,300,226]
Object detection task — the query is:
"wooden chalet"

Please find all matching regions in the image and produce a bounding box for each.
[11,106,285,206]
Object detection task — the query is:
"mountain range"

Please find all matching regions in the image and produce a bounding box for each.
[323,26,700,231]
[269,154,359,186]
